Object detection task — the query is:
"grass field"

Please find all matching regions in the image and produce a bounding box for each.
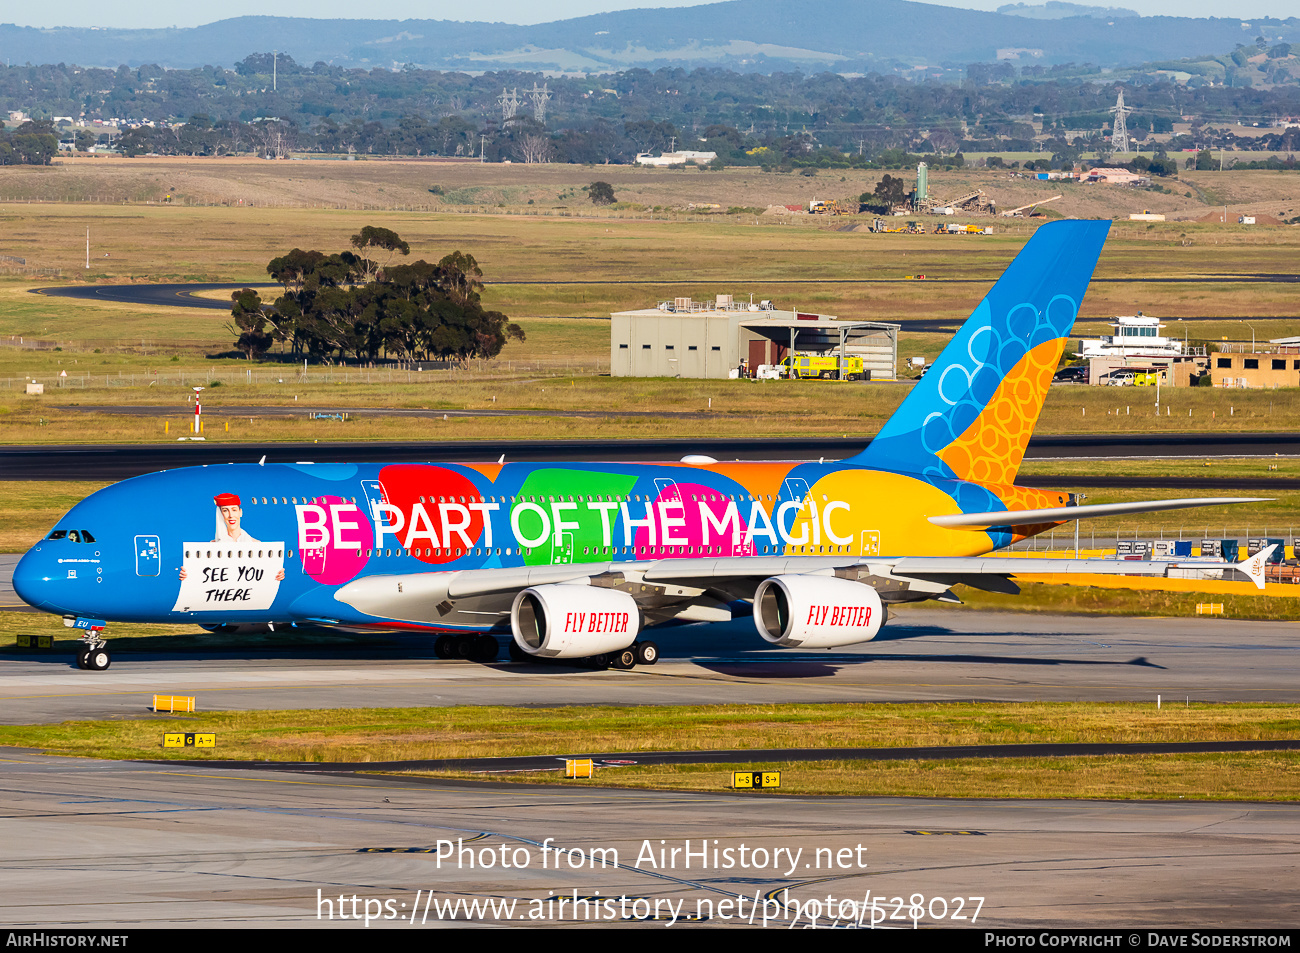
[1,700,1293,760]
[11,365,1300,447]
[424,751,1300,800]
[0,162,1296,451]
[2,701,1297,799]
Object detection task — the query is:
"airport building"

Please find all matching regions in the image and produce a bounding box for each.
[1077,314,1207,386]
[610,297,899,380]
[1209,347,1300,388]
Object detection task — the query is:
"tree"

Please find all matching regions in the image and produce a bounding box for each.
[350,226,410,283]
[437,251,484,306]
[588,181,616,206]
[227,289,281,360]
[873,174,907,209]
[246,228,523,364]
[516,134,553,164]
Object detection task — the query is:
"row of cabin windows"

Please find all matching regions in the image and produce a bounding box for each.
[625,344,720,350]
[363,544,851,558]
[248,492,798,506]
[181,544,852,560]
[179,543,853,563]
[368,544,851,558]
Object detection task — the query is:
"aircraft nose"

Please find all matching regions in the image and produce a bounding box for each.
[12,547,57,612]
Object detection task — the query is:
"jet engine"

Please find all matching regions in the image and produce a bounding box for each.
[510,585,641,658]
[753,575,885,648]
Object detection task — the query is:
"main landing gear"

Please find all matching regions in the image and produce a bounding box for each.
[608,640,660,669]
[434,633,499,663]
[506,640,660,669]
[435,635,660,669]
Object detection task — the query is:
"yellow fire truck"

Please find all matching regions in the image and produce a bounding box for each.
[781,354,867,380]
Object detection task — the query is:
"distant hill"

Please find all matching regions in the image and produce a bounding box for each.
[996,3,1140,20]
[0,0,1296,73]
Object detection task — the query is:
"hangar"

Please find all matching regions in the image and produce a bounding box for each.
[611,296,899,380]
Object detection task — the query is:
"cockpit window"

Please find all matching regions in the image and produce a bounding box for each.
[46,529,95,542]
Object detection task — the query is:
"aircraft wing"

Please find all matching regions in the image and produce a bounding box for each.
[637,545,1278,594]
[335,544,1276,628]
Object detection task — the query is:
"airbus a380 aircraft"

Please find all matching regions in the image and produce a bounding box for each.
[14,220,1272,671]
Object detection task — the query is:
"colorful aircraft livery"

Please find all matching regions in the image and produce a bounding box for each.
[13,221,1270,670]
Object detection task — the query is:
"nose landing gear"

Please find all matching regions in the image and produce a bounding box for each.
[66,618,111,671]
[75,634,111,671]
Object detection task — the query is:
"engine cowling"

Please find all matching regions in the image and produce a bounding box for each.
[754,575,885,648]
[510,585,641,658]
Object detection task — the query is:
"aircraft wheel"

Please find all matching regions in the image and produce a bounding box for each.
[453,635,476,659]
[84,648,111,671]
[471,635,498,662]
[507,639,531,663]
[634,641,659,666]
[434,635,455,659]
[75,648,90,670]
[610,648,636,670]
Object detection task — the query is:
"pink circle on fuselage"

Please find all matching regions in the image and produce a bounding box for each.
[301,494,371,585]
[633,481,756,557]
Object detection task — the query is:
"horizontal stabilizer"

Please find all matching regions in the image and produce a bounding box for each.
[928,497,1269,530]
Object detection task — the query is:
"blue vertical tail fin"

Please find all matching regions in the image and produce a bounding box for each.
[854,219,1110,486]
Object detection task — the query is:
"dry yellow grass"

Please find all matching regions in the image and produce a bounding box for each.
[8,157,1300,227]
[1,701,1295,764]
[437,751,1300,800]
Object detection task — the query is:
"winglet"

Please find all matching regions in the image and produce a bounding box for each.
[1238,544,1275,591]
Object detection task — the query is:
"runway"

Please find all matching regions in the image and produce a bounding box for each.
[3,609,1299,724]
[8,432,1300,480]
[2,749,1298,928]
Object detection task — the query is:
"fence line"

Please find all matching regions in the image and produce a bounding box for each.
[1009,525,1297,554]
[3,359,610,391]
[0,195,781,224]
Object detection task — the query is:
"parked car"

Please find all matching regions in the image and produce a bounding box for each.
[1052,365,1089,384]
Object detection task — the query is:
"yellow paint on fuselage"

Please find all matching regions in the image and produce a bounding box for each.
[589,463,1072,561]
[790,468,1058,558]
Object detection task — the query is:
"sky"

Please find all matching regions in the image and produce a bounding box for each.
[4,0,1295,30]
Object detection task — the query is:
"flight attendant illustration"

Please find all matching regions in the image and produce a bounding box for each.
[180,492,285,580]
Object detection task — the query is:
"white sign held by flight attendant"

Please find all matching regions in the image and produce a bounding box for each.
[172,544,286,613]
